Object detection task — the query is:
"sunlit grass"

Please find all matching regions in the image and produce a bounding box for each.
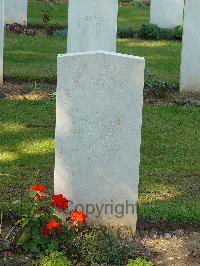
[4,34,181,83]
[0,100,200,223]
[28,1,149,31]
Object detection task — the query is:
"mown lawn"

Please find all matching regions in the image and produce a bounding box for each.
[1,1,199,226]
[28,1,149,31]
[0,100,200,224]
[4,34,182,83]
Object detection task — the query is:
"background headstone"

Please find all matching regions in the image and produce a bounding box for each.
[5,0,28,25]
[55,51,144,230]
[67,0,118,53]
[0,0,4,86]
[180,0,200,92]
[150,0,184,29]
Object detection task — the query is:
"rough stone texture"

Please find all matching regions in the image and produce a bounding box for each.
[0,0,4,86]
[54,51,144,230]
[180,0,200,93]
[150,0,184,28]
[5,0,28,25]
[67,0,118,53]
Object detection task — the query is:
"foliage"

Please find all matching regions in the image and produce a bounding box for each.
[69,225,140,265]
[117,27,135,38]
[139,23,183,41]
[145,71,178,98]
[41,1,54,34]
[127,257,154,266]
[159,28,175,40]
[139,23,160,40]
[174,25,183,40]
[40,251,71,266]
[16,184,87,257]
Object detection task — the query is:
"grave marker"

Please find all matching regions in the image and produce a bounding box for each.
[67,0,118,52]
[180,0,200,92]
[55,0,145,231]
[150,0,184,29]
[5,0,28,26]
[0,0,4,86]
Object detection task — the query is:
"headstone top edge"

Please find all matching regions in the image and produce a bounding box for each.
[58,51,145,62]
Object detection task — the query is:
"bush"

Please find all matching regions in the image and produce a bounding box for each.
[174,25,183,40]
[139,23,160,40]
[139,23,183,41]
[69,225,141,265]
[117,27,135,38]
[127,257,154,266]
[159,28,175,40]
[40,251,71,266]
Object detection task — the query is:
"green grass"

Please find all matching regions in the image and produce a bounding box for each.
[4,34,181,83]
[28,1,149,31]
[0,100,200,224]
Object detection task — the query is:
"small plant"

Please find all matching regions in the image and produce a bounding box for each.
[41,2,54,34]
[16,184,87,257]
[159,28,175,40]
[69,225,140,265]
[139,23,160,40]
[40,251,71,266]
[117,27,135,38]
[139,23,183,41]
[174,25,183,40]
[127,257,154,266]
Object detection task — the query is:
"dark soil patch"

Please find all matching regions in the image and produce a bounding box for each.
[1,81,200,105]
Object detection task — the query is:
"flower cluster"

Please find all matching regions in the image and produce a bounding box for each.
[30,184,87,237]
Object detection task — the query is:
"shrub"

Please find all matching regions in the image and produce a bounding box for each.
[139,23,183,41]
[139,23,160,40]
[39,251,71,266]
[117,27,135,38]
[174,25,183,40]
[159,28,175,40]
[69,225,140,265]
[127,257,154,266]
[40,251,71,266]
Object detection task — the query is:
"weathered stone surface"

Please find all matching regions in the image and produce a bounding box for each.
[0,0,4,86]
[54,51,144,230]
[67,0,118,53]
[180,0,200,92]
[150,0,184,28]
[5,0,28,25]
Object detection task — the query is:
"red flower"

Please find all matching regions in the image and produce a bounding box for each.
[70,210,87,224]
[52,194,69,211]
[40,220,61,237]
[30,185,47,193]
[30,184,47,201]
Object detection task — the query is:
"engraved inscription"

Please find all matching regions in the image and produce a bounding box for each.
[77,16,111,36]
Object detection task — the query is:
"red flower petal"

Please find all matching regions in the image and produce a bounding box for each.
[30,184,47,194]
[70,210,87,224]
[52,194,69,211]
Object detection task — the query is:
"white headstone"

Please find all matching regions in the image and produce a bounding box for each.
[5,0,28,26]
[55,51,144,230]
[180,0,200,92]
[150,0,184,28]
[67,0,118,53]
[0,0,4,86]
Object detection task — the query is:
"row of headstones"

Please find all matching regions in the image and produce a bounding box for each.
[0,0,27,85]
[151,0,199,93]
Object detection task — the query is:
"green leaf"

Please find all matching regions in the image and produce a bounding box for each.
[16,230,29,246]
